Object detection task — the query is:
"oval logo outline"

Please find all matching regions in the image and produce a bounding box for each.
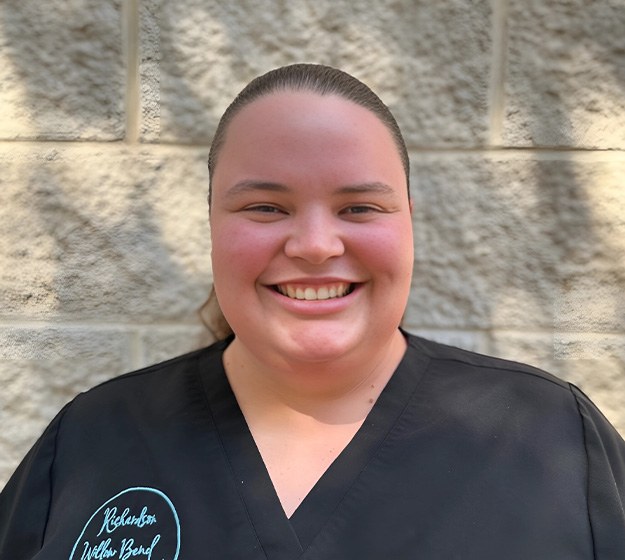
[68,486,180,560]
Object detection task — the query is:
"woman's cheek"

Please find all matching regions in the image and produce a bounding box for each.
[352,220,413,273]
[212,220,282,273]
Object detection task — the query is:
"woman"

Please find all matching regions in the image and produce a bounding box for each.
[1,64,624,559]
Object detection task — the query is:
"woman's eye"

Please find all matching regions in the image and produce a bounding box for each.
[342,205,378,215]
[245,205,284,214]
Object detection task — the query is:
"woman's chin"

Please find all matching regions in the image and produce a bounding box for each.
[279,325,362,365]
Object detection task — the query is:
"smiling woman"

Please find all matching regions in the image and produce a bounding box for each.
[210,89,412,383]
[1,64,625,560]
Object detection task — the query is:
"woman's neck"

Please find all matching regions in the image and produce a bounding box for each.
[222,328,407,423]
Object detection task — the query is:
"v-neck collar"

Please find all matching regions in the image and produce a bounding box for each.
[198,334,430,559]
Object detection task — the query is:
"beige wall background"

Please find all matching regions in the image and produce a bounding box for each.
[1,0,624,487]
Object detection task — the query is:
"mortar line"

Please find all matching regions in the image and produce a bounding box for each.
[1,139,624,157]
[487,0,510,147]
[123,0,141,144]
[0,319,205,329]
[408,148,625,161]
[403,326,625,338]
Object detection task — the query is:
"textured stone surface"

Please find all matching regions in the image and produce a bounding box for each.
[140,0,492,146]
[0,0,125,140]
[139,324,213,367]
[405,328,488,355]
[0,145,212,322]
[504,0,625,148]
[0,326,134,486]
[489,331,625,435]
[408,153,625,330]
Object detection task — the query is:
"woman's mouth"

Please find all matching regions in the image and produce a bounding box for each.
[273,283,355,301]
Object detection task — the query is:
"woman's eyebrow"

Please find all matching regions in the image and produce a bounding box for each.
[336,182,396,195]
[224,180,397,197]
[225,180,290,198]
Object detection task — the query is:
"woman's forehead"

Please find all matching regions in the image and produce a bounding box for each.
[212,91,405,191]
[218,91,402,168]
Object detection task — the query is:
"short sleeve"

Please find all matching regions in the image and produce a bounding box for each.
[571,385,625,559]
[0,404,69,559]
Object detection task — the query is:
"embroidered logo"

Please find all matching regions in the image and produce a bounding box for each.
[69,487,180,560]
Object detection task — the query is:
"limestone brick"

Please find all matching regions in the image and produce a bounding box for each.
[408,153,625,330]
[0,0,125,140]
[504,0,625,148]
[403,328,488,355]
[0,326,134,486]
[139,0,492,146]
[0,145,212,323]
[139,324,213,367]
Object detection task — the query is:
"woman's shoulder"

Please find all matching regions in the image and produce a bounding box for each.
[60,338,229,423]
[404,330,624,449]
[405,331,570,390]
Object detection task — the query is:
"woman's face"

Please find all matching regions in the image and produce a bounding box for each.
[210,91,414,368]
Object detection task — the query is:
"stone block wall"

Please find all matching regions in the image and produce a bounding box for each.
[1,0,624,486]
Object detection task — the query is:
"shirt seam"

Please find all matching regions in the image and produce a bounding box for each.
[570,382,598,559]
[40,401,72,546]
[428,356,569,390]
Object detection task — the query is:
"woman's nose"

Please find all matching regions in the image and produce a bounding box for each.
[283,211,345,264]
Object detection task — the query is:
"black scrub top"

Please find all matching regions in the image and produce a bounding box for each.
[1,333,624,559]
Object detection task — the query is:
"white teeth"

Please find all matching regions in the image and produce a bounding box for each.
[317,286,329,299]
[276,283,352,301]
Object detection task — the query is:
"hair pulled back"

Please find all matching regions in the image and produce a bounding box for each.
[208,63,410,204]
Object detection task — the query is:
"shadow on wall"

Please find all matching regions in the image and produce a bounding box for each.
[147,0,407,143]
[501,1,625,350]
[0,0,125,140]
[0,0,212,413]
[145,0,493,146]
